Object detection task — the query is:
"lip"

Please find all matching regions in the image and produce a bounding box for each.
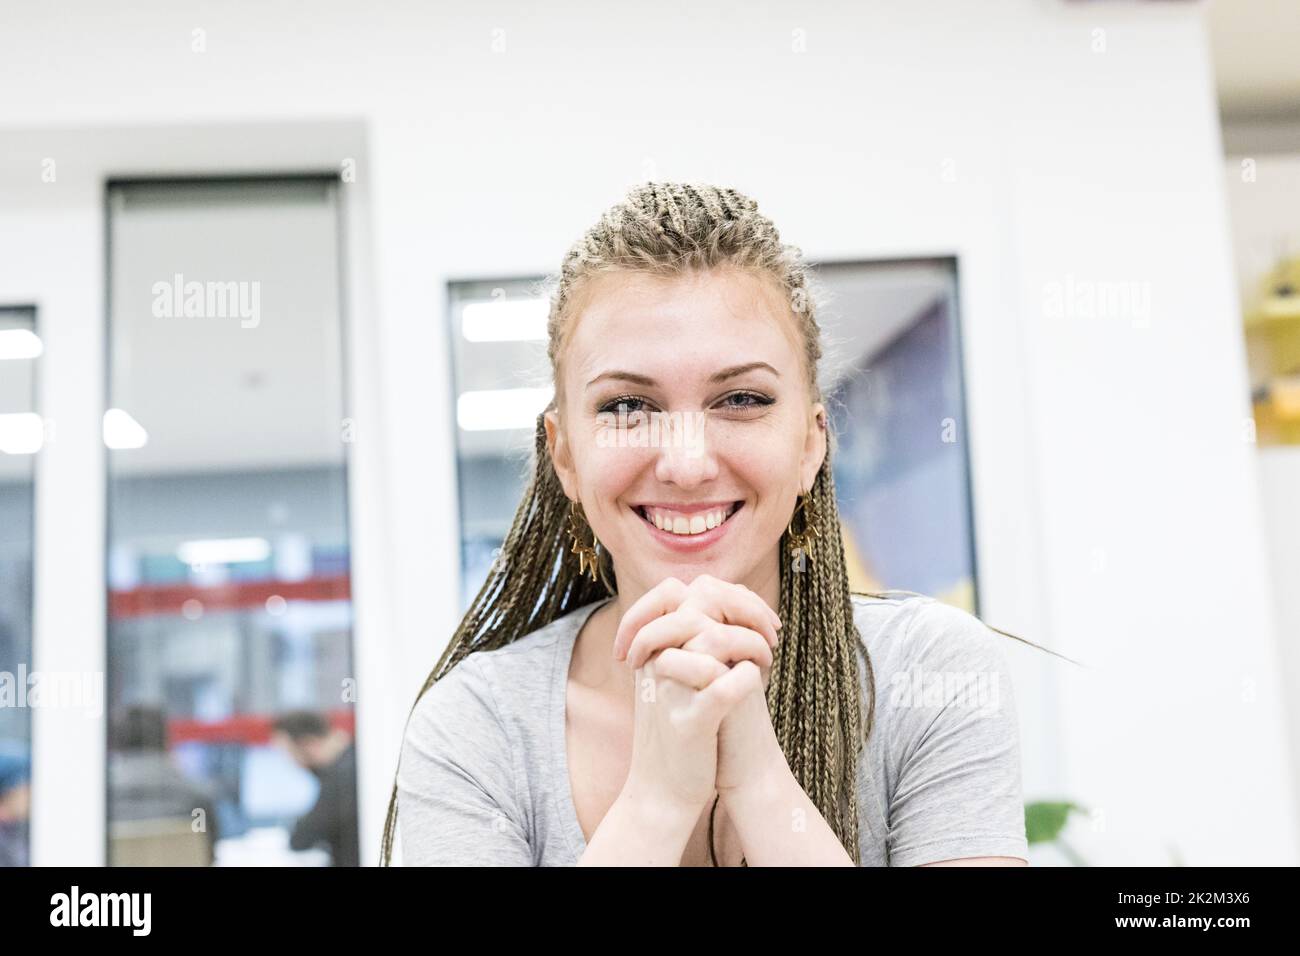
[632,501,743,552]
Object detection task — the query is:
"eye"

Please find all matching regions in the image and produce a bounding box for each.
[597,394,652,416]
[717,391,774,411]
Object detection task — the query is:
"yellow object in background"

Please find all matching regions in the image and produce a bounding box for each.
[1244,255,1300,445]
[1272,376,1300,420]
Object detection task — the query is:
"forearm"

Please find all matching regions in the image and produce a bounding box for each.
[720,762,856,866]
[577,790,699,866]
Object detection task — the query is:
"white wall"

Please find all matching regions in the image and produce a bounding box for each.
[1223,147,1300,857]
[1258,448,1300,839]
[1,0,1294,865]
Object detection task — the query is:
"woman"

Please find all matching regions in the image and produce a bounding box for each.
[385,182,1032,866]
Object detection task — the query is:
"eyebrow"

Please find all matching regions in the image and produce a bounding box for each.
[585,361,780,390]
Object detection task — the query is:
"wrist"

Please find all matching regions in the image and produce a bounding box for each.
[614,785,702,843]
[717,752,791,820]
[578,787,701,866]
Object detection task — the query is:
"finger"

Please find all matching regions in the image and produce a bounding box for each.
[683,660,764,731]
[685,574,782,644]
[625,607,713,670]
[649,646,729,691]
[718,576,783,636]
[680,575,781,649]
[681,635,771,698]
[612,576,689,661]
[679,624,773,673]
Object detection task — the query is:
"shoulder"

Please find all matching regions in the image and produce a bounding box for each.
[404,600,600,744]
[402,651,500,768]
[848,594,1028,866]
[848,590,1020,742]
[850,590,1012,675]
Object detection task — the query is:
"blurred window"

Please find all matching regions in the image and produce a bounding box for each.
[448,277,550,610]
[105,179,358,866]
[0,305,38,868]
[815,259,978,613]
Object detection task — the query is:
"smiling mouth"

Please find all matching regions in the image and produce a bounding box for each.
[634,501,743,536]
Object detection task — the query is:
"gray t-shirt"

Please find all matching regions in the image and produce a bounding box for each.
[396,591,1029,866]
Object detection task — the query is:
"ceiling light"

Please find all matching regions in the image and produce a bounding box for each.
[0,328,43,360]
[103,408,148,449]
[0,413,43,454]
[461,298,548,342]
[457,387,553,431]
[177,537,272,566]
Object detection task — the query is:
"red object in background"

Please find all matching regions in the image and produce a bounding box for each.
[108,574,356,749]
[109,574,351,618]
[108,574,356,746]
[168,709,355,746]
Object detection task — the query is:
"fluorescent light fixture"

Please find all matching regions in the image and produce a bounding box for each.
[0,328,43,361]
[462,297,548,342]
[0,413,43,454]
[177,536,272,566]
[103,408,148,449]
[457,387,553,431]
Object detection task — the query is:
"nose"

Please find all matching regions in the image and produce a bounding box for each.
[652,410,718,488]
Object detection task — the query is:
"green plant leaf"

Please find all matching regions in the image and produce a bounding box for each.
[1025,800,1086,844]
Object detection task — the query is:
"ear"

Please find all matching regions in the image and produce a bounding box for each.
[544,406,577,501]
[800,402,827,492]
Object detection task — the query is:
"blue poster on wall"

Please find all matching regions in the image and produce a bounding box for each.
[825,275,978,614]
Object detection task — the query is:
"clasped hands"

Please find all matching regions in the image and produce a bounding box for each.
[610,574,787,810]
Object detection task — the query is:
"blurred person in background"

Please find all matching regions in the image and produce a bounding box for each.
[0,747,30,867]
[109,705,221,865]
[271,711,357,866]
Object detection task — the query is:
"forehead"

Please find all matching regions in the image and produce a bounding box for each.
[568,268,798,381]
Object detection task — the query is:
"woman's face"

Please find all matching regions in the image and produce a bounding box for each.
[545,267,826,603]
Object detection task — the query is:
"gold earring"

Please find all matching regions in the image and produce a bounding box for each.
[566,499,601,582]
[786,487,822,562]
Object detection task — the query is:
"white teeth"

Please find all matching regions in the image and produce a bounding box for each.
[642,503,738,536]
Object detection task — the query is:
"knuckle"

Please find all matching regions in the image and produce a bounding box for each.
[737,660,762,687]
[689,573,717,593]
[692,630,720,658]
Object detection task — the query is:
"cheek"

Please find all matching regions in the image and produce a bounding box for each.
[583,444,644,502]
[712,432,797,491]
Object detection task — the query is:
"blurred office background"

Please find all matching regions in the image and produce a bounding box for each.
[1,0,1298,865]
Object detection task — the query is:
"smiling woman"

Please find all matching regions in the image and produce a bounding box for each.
[385,182,1032,867]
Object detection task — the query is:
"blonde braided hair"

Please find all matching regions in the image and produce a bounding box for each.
[383,181,1019,866]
